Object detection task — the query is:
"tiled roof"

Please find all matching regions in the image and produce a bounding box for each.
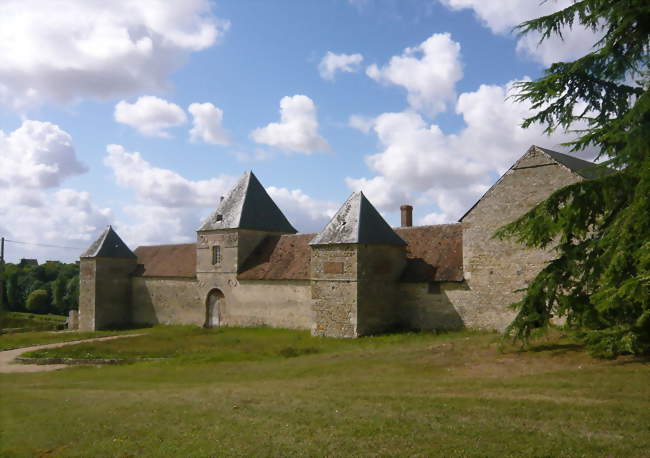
[133,243,196,278]
[239,225,463,282]
[395,224,463,282]
[238,234,314,280]
[81,226,136,259]
[310,191,406,246]
[199,171,297,233]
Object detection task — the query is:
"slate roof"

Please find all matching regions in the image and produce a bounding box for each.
[199,171,297,233]
[310,191,406,246]
[133,244,196,278]
[535,146,603,179]
[395,224,463,282]
[81,226,136,259]
[238,234,314,281]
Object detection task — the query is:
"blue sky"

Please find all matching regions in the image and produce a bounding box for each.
[0,0,598,262]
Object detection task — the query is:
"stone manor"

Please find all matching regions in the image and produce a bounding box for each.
[76,146,599,337]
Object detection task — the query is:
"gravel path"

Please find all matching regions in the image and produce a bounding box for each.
[0,334,144,373]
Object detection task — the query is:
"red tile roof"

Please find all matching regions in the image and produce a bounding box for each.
[133,243,196,278]
[131,225,463,282]
[238,234,314,281]
[238,224,463,282]
[395,224,463,282]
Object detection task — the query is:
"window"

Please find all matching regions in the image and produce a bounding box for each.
[212,245,221,265]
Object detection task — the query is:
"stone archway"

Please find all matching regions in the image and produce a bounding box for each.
[205,289,224,328]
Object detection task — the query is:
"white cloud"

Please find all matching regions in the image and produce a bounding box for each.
[366,33,463,116]
[0,188,112,263]
[319,52,364,80]
[515,25,598,66]
[188,102,230,145]
[345,175,410,211]
[117,205,202,248]
[346,79,587,222]
[0,120,115,262]
[0,0,228,110]
[347,0,371,11]
[251,95,329,154]
[104,144,235,207]
[114,96,187,137]
[439,0,600,66]
[266,186,338,233]
[0,120,87,189]
[348,114,375,134]
[103,144,338,244]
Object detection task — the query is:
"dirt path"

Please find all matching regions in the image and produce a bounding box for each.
[0,334,144,373]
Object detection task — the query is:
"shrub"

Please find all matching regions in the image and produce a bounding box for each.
[25,289,50,314]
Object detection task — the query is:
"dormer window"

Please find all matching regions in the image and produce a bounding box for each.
[215,214,223,222]
[212,245,221,265]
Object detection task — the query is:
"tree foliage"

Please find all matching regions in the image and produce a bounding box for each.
[0,262,79,315]
[26,289,50,314]
[496,0,649,357]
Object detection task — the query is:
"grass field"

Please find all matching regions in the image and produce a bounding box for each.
[0,311,67,333]
[2,326,649,457]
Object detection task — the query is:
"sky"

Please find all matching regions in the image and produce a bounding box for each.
[0,0,600,263]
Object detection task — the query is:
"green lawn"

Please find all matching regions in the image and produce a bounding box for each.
[0,326,143,351]
[0,311,67,333]
[2,326,649,457]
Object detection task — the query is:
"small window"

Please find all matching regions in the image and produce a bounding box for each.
[212,245,222,265]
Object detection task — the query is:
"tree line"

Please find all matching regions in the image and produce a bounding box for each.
[1,261,79,315]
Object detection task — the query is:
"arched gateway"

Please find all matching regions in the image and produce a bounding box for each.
[205,289,224,328]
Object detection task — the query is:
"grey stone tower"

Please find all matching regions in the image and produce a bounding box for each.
[310,192,406,337]
[196,171,297,327]
[78,226,137,331]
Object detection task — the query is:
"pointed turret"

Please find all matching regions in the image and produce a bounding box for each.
[81,226,136,259]
[78,226,137,331]
[310,191,405,246]
[199,171,297,233]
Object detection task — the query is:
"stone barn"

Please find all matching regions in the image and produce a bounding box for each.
[77,146,599,337]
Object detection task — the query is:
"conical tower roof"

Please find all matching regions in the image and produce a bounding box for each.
[81,226,136,259]
[199,171,297,233]
[310,191,406,246]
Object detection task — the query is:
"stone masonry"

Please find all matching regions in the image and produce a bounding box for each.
[78,146,600,337]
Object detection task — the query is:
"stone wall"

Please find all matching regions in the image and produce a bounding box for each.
[222,280,312,329]
[357,244,406,335]
[396,282,466,331]
[78,258,95,331]
[310,244,358,337]
[448,148,582,330]
[131,277,203,326]
[195,227,310,330]
[79,257,137,331]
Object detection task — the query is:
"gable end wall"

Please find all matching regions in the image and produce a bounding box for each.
[447,148,582,330]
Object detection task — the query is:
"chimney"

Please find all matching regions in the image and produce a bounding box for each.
[400,205,413,227]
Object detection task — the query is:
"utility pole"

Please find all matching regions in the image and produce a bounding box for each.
[0,237,5,310]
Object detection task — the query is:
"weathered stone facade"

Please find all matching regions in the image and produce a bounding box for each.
[131,277,203,326]
[78,147,598,337]
[79,257,137,331]
[447,148,583,330]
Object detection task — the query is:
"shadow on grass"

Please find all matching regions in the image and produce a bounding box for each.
[101,322,154,331]
[525,342,584,354]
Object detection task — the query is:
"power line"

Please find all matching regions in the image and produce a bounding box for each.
[3,239,84,250]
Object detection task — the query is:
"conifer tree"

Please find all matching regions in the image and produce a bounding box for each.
[495,0,649,357]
